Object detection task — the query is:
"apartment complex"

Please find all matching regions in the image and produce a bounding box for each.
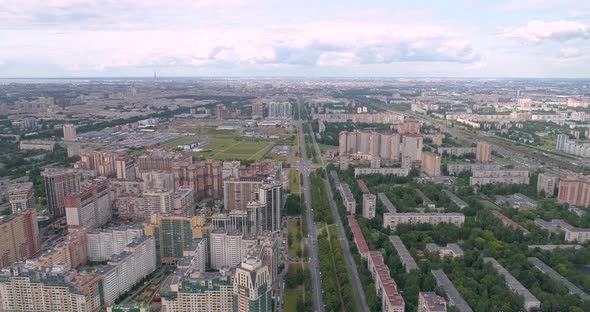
[0,266,103,312]
[437,147,476,156]
[87,226,143,262]
[65,178,112,230]
[161,269,235,312]
[557,176,590,207]
[172,159,223,200]
[362,193,376,219]
[421,152,441,176]
[537,173,557,197]
[354,167,410,177]
[383,212,465,229]
[469,170,529,186]
[534,219,590,242]
[313,112,404,124]
[476,141,492,162]
[144,214,210,263]
[339,130,401,162]
[446,163,503,175]
[348,216,369,259]
[396,121,420,134]
[232,256,273,312]
[137,148,192,172]
[367,251,405,312]
[42,168,81,218]
[339,183,356,214]
[483,257,540,312]
[63,124,77,141]
[267,101,292,119]
[418,292,447,312]
[7,182,35,212]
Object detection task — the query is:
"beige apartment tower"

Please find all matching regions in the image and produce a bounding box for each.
[476,141,492,163]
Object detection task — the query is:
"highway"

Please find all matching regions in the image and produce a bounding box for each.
[305,100,370,312]
[296,99,324,312]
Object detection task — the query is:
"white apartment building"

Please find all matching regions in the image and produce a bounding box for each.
[87,226,143,262]
[383,212,465,229]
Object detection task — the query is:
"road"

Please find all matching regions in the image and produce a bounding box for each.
[296,98,324,312]
[307,112,370,312]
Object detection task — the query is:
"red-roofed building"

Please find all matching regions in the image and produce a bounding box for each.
[348,216,369,259]
[367,251,405,312]
[357,179,369,193]
[491,210,529,235]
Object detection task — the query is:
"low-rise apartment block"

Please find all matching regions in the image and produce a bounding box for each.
[383,212,465,229]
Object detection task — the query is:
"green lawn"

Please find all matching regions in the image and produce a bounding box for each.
[475,198,501,209]
[290,169,301,194]
[190,138,274,161]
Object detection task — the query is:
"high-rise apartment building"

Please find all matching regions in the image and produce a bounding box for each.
[65,178,112,230]
[421,152,441,176]
[396,121,420,134]
[0,215,27,267]
[267,101,292,119]
[537,173,557,197]
[224,178,264,211]
[476,141,492,163]
[258,180,282,232]
[115,156,136,180]
[8,182,35,212]
[338,130,401,162]
[144,214,210,264]
[556,134,569,151]
[42,168,81,218]
[402,134,423,165]
[0,266,103,312]
[210,229,246,269]
[142,170,174,191]
[98,236,157,306]
[558,176,590,207]
[252,100,265,119]
[137,148,192,172]
[63,123,77,141]
[18,210,41,258]
[232,256,273,312]
[161,268,235,312]
[173,159,223,200]
[87,226,143,262]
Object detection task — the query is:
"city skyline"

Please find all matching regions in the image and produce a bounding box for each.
[1,0,589,78]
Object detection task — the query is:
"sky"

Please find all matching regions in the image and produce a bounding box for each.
[0,0,589,78]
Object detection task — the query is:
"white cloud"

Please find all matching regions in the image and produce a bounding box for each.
[559,47,582,59]
[0,23,479,72]
[502,20,590,43]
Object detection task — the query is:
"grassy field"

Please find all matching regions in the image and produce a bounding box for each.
[189,138,274,161]
[290,169,301,194]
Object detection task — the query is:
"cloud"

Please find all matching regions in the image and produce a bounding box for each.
[502,20,590,43]
[0,23,479,73]
[558,47,582,59]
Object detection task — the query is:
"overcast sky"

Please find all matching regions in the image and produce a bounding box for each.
[0,0,589,78]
